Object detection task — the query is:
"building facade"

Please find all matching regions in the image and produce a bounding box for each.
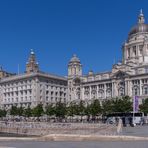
[0,50,67,109]
[68,10,148,104]
[0,10,148,109]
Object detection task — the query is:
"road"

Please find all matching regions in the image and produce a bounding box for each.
[0,141,148,148]
[122,125,148,137]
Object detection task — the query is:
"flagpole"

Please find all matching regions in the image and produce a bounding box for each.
[133,96,135,126]
[18,64,20,75]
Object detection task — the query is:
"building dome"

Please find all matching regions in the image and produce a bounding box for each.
[128,10,148,37]
[129,23,148,37]
[69,54,80,63]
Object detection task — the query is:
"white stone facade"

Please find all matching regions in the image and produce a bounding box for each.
[1,11,148,109]
[0,72,67,109]
[67,11,148,104]
[0,51,67,109]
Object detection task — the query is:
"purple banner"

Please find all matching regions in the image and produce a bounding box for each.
[133,96,139,112]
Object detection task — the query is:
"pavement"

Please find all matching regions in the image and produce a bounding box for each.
[1,141,148,148]
[0,125,148,142]
[0,134,148,142]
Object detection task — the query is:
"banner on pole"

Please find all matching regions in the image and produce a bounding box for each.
[133,96,139,112]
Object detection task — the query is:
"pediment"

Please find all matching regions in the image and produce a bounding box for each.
[111,70,129,79]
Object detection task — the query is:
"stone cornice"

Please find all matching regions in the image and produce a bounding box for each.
[0,72,67,83]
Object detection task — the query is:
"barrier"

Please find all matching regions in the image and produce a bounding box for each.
[0,121,117,136]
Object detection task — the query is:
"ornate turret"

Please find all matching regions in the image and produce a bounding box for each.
[26,49,39,73]
[68,54,82,77]
[138,9,145,24]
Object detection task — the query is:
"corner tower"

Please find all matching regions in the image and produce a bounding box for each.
[68,54,82,101]
[26,49,39,73]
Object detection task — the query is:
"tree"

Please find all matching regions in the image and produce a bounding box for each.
[24,106,32,117]
[66,102,79,122]
[55,102,66,121]
[10,105,18,116]
[17,106,24,116]
[66,102,75,117]
[139,98,148,113]
[0,109,7,117]
[45,104,55,117]
[32,104,44,117]
[89,99,102,120]
[84,104,91,122]
[77,100,86,121]
[102,96,132,115]
[114,96,132,112]
[102,99,114,115]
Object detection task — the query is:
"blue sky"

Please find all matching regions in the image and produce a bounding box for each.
[0,0,148,76]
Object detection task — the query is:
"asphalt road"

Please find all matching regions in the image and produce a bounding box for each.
[122,125,148,137]
[0,141,148,148]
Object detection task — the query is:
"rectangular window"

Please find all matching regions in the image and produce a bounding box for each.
[128,48,130,58]
[144,87,148,95]
[139,45,143,55]
[133,46,136,56]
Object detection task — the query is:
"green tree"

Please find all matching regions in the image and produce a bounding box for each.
[32,104,44,117]
[45,104,55,117]
[17,106,24,116]
[139,98,148,113]
[55,102,66,121]
[66,102,79,122]
[77,100,86,121]
[112,96,132,113]
[24,106,32,117]
[89,99,102,118]
[102,96,132,115]
[10,105,18,116]
[102,99,114,115]
[0,109,7,117]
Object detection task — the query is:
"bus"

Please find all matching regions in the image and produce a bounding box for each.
[106,112,145,126]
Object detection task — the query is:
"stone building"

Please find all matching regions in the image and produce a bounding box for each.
[0,10,148,109]
[68,10,148,104]
[0,50,67,109]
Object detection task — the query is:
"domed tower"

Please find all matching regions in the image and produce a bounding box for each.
[68,54,82,77]
[68,54,82,101]
[26,49,39,73]
[122,10,148,66]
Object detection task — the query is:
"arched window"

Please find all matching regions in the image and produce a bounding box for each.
[143,85,148,95]
[106,89,112,98]
[76,92,80,100]
[84,91,89,100]
[91,90,97,99]
[132,86,139,96]
[118,87,124,96]
[98,90,104,99]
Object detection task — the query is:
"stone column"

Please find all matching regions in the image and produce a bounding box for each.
[112,82,114,97]
[125,80,128,96]
[104,84,106,99]
[128,80,132,97]
[139,79,142,96]
[81,87,84,100]
[89,86,92,100]
[97,85,99,99]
